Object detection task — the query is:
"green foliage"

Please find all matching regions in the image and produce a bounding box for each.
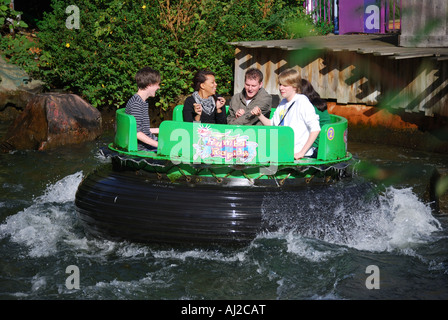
[0,34,41,74]
[0,0,28,34]
[0,0,36,71]
[9,0,333,109]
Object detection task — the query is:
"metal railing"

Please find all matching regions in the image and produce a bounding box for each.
[304,0,401,34]
[384,0,401,33]
[304,0,335,26]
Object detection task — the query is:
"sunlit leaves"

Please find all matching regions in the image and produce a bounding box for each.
[8,0,332,110]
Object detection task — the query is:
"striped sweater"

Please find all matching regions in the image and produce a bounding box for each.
[125,94,158,151]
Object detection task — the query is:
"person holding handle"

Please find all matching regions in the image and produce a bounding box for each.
[183,69,227,124]
[251,68,320,160]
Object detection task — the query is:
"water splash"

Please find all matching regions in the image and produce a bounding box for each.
[0,171,442,262]
[261,181,441,253]
[371,186,441,251]
[0,172,84,257]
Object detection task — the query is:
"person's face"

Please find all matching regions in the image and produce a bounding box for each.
[279,83,297,101]
[244,78,263,100]
[200,75,217,97]
[147,82,160,97]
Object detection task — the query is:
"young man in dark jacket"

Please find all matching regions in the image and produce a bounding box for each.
[227,68,272,125]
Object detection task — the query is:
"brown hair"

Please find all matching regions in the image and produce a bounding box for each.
[277,68,301,92]
[135,67,161,89]
[245,68,263,83]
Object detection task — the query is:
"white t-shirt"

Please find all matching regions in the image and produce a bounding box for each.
[272,94,321,154]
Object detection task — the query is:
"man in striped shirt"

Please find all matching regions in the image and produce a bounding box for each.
[125,67,161,151]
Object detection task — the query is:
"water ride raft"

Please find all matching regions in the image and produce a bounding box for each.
[75,106,353,247]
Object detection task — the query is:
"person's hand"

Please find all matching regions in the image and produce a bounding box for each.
[193,103,202,115]
[216,97,225,111]
[251,106,262,116]
[294,151,306,160]
[235,109,245,118]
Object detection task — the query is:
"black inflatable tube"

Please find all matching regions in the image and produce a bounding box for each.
[75,166,266,247]
[75,158,360,247]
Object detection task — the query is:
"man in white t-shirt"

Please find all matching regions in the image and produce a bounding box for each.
[251,68,320,160]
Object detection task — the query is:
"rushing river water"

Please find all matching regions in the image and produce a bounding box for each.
[0,121,447,305]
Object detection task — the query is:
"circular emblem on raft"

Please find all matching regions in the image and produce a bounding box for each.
[327,127,335,140]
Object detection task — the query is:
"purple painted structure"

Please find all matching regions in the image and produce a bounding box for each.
[339,0,364,34]
[304,0,401,35]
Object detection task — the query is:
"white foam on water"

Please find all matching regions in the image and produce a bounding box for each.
[95,149,112,164]
[31,274,48,292]
[284,233,347,262]
[93,275,158,295]
[0,168,442,267]
[38,171,84,203]
[275,186,442,257]
[151,247,248,263]
[0,172,84,258]
[345,186,441,252]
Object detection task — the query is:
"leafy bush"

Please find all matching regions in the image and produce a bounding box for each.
[0,0,28,34]
[0,0,39,74]
[0,33,41,74]
[3,0,333,111]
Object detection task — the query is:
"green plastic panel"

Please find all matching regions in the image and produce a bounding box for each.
[172,105,184,122]
[158,121,295,164]
[114,108,138,152]
[316,114,348,160]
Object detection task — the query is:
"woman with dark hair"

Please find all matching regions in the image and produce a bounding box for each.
[300,79,331,129]
[298,79,331,157]
[182,70,227,123]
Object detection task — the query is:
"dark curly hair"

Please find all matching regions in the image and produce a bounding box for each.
[192,69,215,91]
[300,79,327,111]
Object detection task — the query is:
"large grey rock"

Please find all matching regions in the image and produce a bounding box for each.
[1,93,102,151]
